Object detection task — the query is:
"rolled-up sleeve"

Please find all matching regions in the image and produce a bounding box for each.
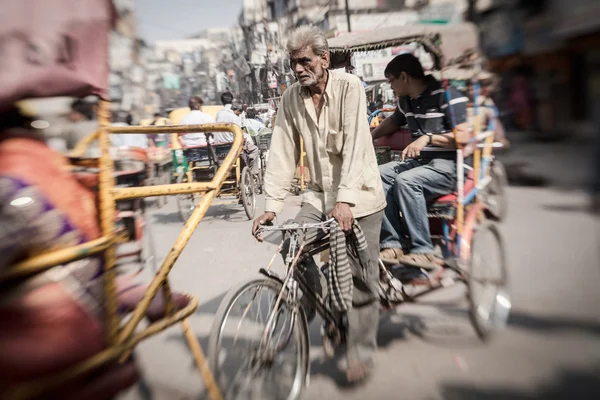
[337,78,370,206]
[263,95,300,214]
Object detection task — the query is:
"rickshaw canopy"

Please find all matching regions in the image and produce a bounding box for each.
[0,0,117,111]
[328,23,479,70]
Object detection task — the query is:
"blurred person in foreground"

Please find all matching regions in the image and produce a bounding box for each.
[0,105,136,398]
[0,104,190,398]
[372,54,471,269]
[252,26,385,383]
[178,96,215,147]
[51,98,100,157]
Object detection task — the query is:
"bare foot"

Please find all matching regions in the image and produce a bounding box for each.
[346,359,372,384]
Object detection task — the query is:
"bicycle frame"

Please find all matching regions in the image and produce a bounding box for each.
[255,221,345,349]
[0,100,243,400]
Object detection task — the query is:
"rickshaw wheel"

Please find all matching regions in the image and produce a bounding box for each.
[256,167,264,195]
[483,159,508,222]
[241,166,256,220]
[176,172,195,223]
[467,220,511,341]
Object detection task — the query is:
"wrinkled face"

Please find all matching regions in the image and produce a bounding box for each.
[386,71,410,97]
[290,46,329,87]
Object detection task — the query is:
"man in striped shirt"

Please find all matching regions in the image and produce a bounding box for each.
[372,54,470,270]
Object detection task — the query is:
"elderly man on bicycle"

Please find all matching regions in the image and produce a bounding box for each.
[252,26,385,383]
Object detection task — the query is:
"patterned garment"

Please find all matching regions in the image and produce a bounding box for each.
[0,136,104,315]
[327,221,370,313]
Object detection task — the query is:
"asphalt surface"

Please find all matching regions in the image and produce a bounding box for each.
[119,140,600,400]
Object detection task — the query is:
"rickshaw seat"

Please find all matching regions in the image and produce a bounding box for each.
[183,143,234,164]
[374,128,412,151]
[430,170,475,207]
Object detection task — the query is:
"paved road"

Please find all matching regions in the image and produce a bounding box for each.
[119,146,600,400]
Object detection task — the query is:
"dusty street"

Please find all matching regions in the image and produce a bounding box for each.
[120,139,600,400]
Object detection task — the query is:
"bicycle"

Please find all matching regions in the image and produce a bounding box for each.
[208,216,510,400]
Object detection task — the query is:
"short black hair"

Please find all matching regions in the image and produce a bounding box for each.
[188,96,204,110]
[153,112,161,118]
[384,53,425,80]
[220,91,234,105]
[71,99,95,120]
[246,108,257,119]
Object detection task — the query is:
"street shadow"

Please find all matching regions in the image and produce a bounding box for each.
[393,308,482,348]
[202,204,250,223]
[507,309,600,337]
[440,364,600,400]
[309,305,479,388]
[541,203,595,215]
[149,204,248,225]
[151,211,182,225]
[502,162,549,187]
[194,291,227,316]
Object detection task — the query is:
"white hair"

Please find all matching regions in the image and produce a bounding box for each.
[286,26,329,56]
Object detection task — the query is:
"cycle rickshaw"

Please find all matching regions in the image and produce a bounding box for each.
[173,134,258,222]
[0,1,236,398]
[208,23,511,400]
[166,107,259,222]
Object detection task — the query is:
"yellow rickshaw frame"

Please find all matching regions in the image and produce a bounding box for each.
[0,100,243,400]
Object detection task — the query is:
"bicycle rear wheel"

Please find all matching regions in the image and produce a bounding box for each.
[467,221,511,341]
[483,159,508,221]
[208,278,309,400]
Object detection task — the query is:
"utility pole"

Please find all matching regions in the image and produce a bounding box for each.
[344,0,352,32]
[467,0,478,22]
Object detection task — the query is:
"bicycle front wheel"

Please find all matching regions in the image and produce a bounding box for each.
[208,278,309,400]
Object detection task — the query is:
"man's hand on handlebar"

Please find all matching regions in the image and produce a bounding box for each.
[252,212,276,242]
[328,202,353,232]
[402,135,429,160]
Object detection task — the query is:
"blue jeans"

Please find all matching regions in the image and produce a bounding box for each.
[380,158,456,254]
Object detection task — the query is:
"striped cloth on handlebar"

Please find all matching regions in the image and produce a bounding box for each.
[328,221,370,313]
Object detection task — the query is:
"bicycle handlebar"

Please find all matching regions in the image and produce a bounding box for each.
[256,218,336,233]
